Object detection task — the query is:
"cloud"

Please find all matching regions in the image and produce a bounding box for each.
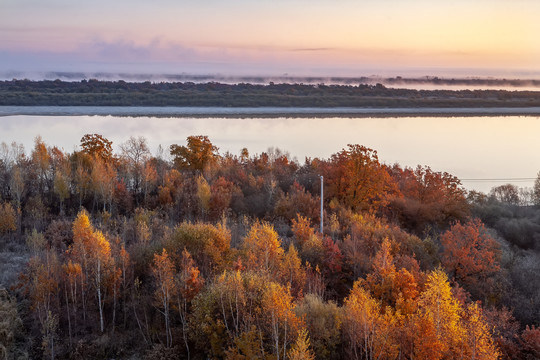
[291,48,334,52]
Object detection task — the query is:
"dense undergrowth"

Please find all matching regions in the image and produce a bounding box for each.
[1,134,540,359]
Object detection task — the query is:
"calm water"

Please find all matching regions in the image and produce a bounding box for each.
[1,109,539,193]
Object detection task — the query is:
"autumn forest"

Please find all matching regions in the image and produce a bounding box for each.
[1,133,540,360]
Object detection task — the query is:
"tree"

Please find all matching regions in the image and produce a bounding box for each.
[10,165,25,208]
[295,294,341,360]
[169,222,231,277]
[25,251,60,360]
[325,144,397,212]
[461,302,500,360]
[533,172,540,206]
[519,325,540,360]
[288,328,315,360]
[440,219,501,301]
[242,222,284,276]
[120,136,150,197]
[291,214,315,249]
[196,175,211,218]
[170,135,218,172]
[177,248,204,359]
[53,167,70,216]
[274,182,320,222]
[70,210,93,322]
[69,210,113,333]
[50,146,71,215]
[91,157,116,212]
[342,281,398,360]
[62,260,82,346]
[262,282,300,360]
[0,288,23,360]
[141,161,158,205]
[86,230,113,333]
[152,248,176,348]
[31,136,51,196]
[80,134,114,163]
[0,201,16,234]
[490,184,520,205]
[210,176,239,220]
[389,165,469,234]
[280,244,306,298]
[414,269,464,360]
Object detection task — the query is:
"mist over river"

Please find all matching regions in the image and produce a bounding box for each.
[1,109,539,193]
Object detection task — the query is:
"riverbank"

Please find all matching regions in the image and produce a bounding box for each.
[3,106,540,118]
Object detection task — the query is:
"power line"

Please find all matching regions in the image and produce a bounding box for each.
[460,177,536,182]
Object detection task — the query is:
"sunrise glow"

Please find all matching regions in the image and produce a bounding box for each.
[2,0,540,76]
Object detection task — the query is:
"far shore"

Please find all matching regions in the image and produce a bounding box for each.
[3,106,540,118]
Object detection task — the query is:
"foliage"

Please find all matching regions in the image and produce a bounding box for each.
[440,219,501,301]
[325,145,397,212]
[1,133,536,360]
[170,135,218,172]
[5,79,540,107]
[0,201,16,234]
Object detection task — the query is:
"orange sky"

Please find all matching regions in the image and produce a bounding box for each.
[2,0,540,76]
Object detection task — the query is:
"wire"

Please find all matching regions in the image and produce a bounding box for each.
[460,177,536,182]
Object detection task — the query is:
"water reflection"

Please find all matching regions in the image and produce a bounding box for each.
[1,115,539,193]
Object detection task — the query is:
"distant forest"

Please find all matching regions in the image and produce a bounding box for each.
[1,134,540,359]
[3,79,540,107]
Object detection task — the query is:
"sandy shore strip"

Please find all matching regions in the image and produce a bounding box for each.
[2,106,540,118]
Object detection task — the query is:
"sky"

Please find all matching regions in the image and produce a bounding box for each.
[2,0,540,78]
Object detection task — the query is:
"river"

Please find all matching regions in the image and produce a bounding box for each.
[1,107,539,193]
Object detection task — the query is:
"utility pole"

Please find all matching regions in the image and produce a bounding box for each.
[320,175,324,233]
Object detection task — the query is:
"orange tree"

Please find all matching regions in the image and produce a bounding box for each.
[323,145,398,213]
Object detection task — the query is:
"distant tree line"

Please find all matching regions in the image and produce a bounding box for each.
[2,79,540,107]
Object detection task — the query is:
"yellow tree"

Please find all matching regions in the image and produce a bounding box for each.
[414,269,464,360]
[461,302,500,360]
[262,282,300,360]
[280,244,306,298]
[169,221,231,277]
[152,248,176,348]
[342,282,398,360]
[69,210,113,332]
[288,328,315,360]
[69,210,93,321]
[87,230,113,333]
[242,222,284,276]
